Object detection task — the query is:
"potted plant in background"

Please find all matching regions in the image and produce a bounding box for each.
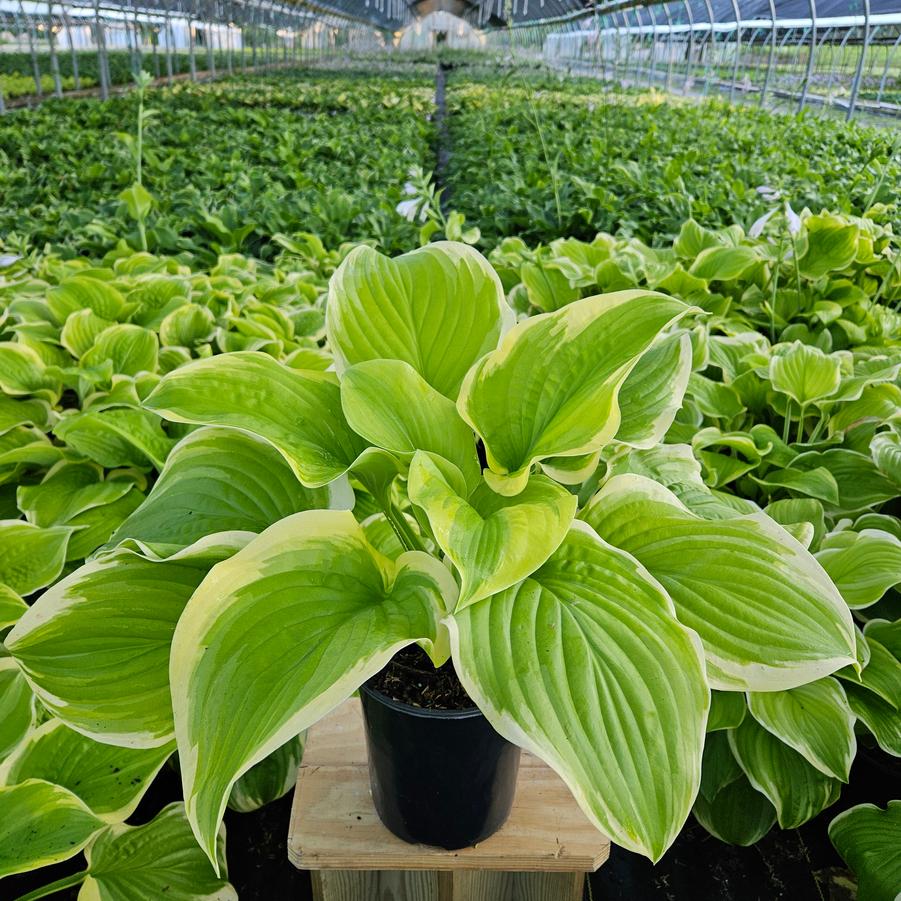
[7,241,857,868]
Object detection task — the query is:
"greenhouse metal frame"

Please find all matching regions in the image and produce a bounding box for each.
[4,0,901,120]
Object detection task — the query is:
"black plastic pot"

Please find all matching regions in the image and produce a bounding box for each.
[359,682,521,850]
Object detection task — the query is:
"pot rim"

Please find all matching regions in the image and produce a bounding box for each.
[359,681,483,721]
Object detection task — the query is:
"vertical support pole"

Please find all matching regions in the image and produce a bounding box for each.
[682,0,695,93]
[48,3,63,97]
[62,3,80,90]
[728,0,741,102]
[760,0,777,106]
[20,1,44,98]
[847,0,871,120]
[647,4,659,87]
[93,0,109,99]
[164,7,174,83]
[661,2,675,92]
[130,0,143,76]
[188,1,197,80]
[799,0,817,112]
[701,0,715,96]
[152,17,161,79]
[876,30,901,106]
[206,3,215,77]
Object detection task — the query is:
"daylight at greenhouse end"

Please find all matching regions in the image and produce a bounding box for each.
[2,0,901,897]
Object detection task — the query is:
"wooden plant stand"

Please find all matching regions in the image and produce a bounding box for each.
[288,698,609,901]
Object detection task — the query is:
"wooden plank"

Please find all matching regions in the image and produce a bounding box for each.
[452,871,584,901]
[311,870,584,901]
[289,699,609,874]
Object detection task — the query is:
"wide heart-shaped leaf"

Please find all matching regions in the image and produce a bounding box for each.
[0,779,105,877]
[327,242,511,400]
[459,290,690,495]
[0,658,35,760]
[769,341,842,407]
[729,717,840,829]
[81,803,236,900]
[692,770,776,846]
[340,360,480,491]
[171,510,456,868]
[81,324,159,376]
[829,802,901,901]
[451,523,709,861]
[0,520,72,596]
[55,409,175,470]
[6,535,249,747]
[582,474,856,691]
[144,352,368,488]
[815,529,901,609]
[408,451,576,609]
[110,428,344,549]
[798,213,859,279]
[0,720,172,822]
[614,333,692,449]
[747,678,855,780]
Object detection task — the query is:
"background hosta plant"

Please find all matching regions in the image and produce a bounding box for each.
[0,240,861,885]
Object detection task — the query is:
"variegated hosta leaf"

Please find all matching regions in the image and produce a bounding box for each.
[0,520,71,596]
[837,635,900,708]
[340,360,480,492]
[815,529,901,609]
[171,510,456,869]
[55,409,174,471]
[870,429,901,486]
[458,290,691,496]
[829,802,901,901]
[144,351,369,488]
[228,733,305,813]
[747,678,855,780]
[707,691,746,732]
[0,720,172,822]
[865,619,901,658]
[693,730,776,845]
[582,474,856,691]
[769,341,842,407]
[0,658,35,759]
[451,523,709,861]
[0,584,27,630]
[693,771,776,846]
[80,323,159,376]
[0,778,105,877]
[110,428,344,549]
[728,716,840,829]
[408,451,576,609]
[5,534,250,748]
[326,242,511,400]
[615,333,692,449]
[845,682,901,757]
[81,803,236,900]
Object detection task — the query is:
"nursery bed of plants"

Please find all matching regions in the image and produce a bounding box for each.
[0,59,899,901]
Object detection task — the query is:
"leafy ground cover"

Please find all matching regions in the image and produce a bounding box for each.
[0,60,898,901]
[0,68,435,262]
[445,73,901,248]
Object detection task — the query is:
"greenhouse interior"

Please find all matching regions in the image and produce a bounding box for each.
[0,0,900,899]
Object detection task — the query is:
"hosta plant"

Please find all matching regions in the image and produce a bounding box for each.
[4,241,859,876]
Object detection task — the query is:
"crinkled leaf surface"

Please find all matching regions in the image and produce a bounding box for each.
[6,535,249,747]
[327,241,510,399]
[582,474,856,691]
[459,291,690,495]
[171,510,455,868]
[451,523,709,861]
[408,451,576,608]
[144,352,368,488]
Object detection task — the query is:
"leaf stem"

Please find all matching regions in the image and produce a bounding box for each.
[15,871,89,901]
[383,500,426,554]
[782,399,793,445]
